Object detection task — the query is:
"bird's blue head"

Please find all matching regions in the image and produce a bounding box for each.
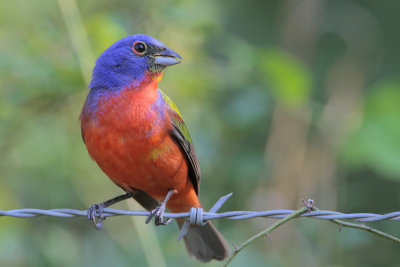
[89,34,182,90]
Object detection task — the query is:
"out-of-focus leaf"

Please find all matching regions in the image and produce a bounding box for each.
[258,48,312,107]
[85,14,127,55]
[341,79,400,180]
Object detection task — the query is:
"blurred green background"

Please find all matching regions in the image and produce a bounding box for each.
[1,0,400,266]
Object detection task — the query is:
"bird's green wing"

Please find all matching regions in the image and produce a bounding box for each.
[159,89,201,194]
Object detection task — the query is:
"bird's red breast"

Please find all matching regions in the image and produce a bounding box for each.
[80,71,200,212]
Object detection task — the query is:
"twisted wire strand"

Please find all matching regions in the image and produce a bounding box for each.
[1,193,400,224]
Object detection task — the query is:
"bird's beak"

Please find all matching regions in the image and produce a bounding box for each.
[153,48,183,67]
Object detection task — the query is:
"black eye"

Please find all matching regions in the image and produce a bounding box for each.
[132,41,147,55]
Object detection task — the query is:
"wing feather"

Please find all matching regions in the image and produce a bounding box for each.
[160,89,201,194]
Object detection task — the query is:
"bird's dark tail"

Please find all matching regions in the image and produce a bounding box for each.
[177,219,230,262]
[130,188,230,262]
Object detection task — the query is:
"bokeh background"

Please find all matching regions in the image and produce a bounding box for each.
[1,0,400,266]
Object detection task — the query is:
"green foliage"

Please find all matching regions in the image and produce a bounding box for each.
[86,14,128,54]
[259,48,312,107]
[342,79,400,180]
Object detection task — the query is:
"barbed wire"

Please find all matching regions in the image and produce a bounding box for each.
[3,208,400,221]
[1,193,400,223]
[3,193,398,266]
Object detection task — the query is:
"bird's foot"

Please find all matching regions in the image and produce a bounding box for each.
[88,203,106,230]
[87,192,133,230]
[145,202,172,226]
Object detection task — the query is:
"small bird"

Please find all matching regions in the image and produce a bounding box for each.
[80,34,229,262]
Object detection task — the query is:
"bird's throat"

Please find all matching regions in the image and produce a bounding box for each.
[154,72,164,83]
[131,71,163,92]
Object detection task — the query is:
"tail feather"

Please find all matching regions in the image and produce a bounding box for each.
[178,220,230,262]
[128,189,230,262]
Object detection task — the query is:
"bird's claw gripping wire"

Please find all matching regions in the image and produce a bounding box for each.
[145,189,176,226]
[87,192,133,230]
[88,203,105,230]
[146,202,172,225]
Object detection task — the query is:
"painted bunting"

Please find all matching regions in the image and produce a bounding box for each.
[80,34,229,262]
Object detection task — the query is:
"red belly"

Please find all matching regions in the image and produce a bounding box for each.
[84,122,189,199]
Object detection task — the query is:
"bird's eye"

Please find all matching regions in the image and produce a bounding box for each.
[132,41,147,55]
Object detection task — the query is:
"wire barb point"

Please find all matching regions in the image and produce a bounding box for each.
[302,198,314,212]
[266,233,272,240]
[88,204,105,230]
